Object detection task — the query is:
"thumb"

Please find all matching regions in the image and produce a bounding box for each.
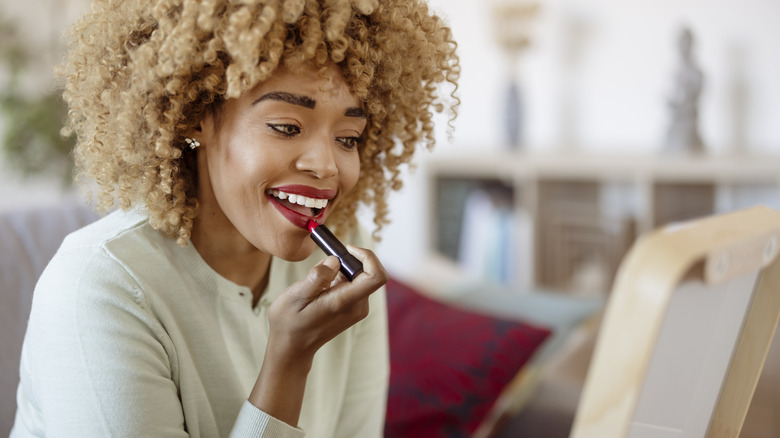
[276,256,340,312]
[301,255,341,297]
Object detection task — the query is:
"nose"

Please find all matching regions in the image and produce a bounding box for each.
[295,136,339,179]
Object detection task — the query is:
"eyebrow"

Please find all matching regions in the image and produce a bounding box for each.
[254,91,367,118]
[254,91,315,109]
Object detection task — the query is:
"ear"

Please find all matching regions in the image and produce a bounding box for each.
[198,112,215,144]
[185,113,213,148]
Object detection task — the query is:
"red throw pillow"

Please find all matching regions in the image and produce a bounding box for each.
[384,277,552,438]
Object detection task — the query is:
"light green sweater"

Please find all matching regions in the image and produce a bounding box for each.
[11,209,389,437]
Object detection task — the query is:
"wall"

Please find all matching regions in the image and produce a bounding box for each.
[1,0,779,278]
[0,0,89,211]
[374,0,780,280]
[423,0,780,153]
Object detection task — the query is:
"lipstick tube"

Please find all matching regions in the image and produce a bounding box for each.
[307,220,364,281]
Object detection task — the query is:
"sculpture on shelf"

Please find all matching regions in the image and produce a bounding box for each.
[664,26,705,154]
[492,1,538,150]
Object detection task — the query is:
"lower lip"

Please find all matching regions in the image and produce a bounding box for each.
[267,194,326,229]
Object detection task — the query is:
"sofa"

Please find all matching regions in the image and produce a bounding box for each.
[0,197,98,435]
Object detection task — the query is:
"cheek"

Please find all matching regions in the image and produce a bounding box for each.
[340,154,361,193]
[212,133,279,186]
[208,143,255,192]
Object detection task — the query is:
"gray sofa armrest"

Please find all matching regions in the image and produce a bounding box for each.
[0,198,98,436]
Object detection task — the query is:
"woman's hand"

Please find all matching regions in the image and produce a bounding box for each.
[248,246,388,426]
[268,245,387,362]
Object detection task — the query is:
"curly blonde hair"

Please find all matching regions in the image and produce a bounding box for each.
[59,0,459,245]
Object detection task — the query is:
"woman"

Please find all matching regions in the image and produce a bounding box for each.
[11,0,459,436]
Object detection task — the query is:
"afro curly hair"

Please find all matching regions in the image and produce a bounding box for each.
[58,0,459,245]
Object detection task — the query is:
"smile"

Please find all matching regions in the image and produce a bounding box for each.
[267,189,329,211]
[266,186,336,229]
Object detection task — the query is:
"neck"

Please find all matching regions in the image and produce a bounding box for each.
[190,213,272,307]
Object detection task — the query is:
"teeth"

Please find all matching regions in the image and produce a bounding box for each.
[269,189,329,209]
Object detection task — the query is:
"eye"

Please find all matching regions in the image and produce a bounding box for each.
[267,123,301,137]
[336,136,361,150]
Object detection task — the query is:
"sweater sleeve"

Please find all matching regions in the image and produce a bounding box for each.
[229,401,304,438]
[15,245,298,438]
[17,246,189,437]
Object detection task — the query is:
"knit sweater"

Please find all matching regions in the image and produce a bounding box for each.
[11,209,389,437]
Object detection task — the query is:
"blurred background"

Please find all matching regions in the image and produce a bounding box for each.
[2,0,779,287]
[376,0,780,292]
[2,0,780,436]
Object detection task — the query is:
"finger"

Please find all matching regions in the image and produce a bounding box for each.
[330,272,347,288]
[345,245,388,287]
[292,256,341,303]
[314,248,386,310]
[319,282,373,317]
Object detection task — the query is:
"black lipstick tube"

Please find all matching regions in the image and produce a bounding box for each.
[307,221,364,281]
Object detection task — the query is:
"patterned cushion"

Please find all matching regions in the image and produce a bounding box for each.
[384,277,552,438]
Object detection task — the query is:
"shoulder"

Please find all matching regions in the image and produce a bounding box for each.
[58,207,181,266]
[38,208,179,307]
[43,209,148,282]
[28,209,180,356]
[60,208,151,252]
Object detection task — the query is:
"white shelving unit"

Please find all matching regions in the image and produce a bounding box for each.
[425,151,780,294]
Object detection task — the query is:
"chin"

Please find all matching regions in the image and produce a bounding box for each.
[273,239,317,262]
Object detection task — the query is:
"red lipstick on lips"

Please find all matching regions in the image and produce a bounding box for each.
[307,220,364,281]
[267,185,335,229]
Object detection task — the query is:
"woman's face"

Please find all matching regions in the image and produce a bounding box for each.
[196,64,365,261]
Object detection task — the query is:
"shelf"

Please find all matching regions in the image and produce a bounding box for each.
[427,151,780,182]
[426,151,780,294]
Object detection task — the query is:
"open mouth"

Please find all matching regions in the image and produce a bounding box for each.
[267,188,329,220]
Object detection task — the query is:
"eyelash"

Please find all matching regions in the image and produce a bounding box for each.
[337,137,361,150]
[267,123,362,150]
[268,123,300,137]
